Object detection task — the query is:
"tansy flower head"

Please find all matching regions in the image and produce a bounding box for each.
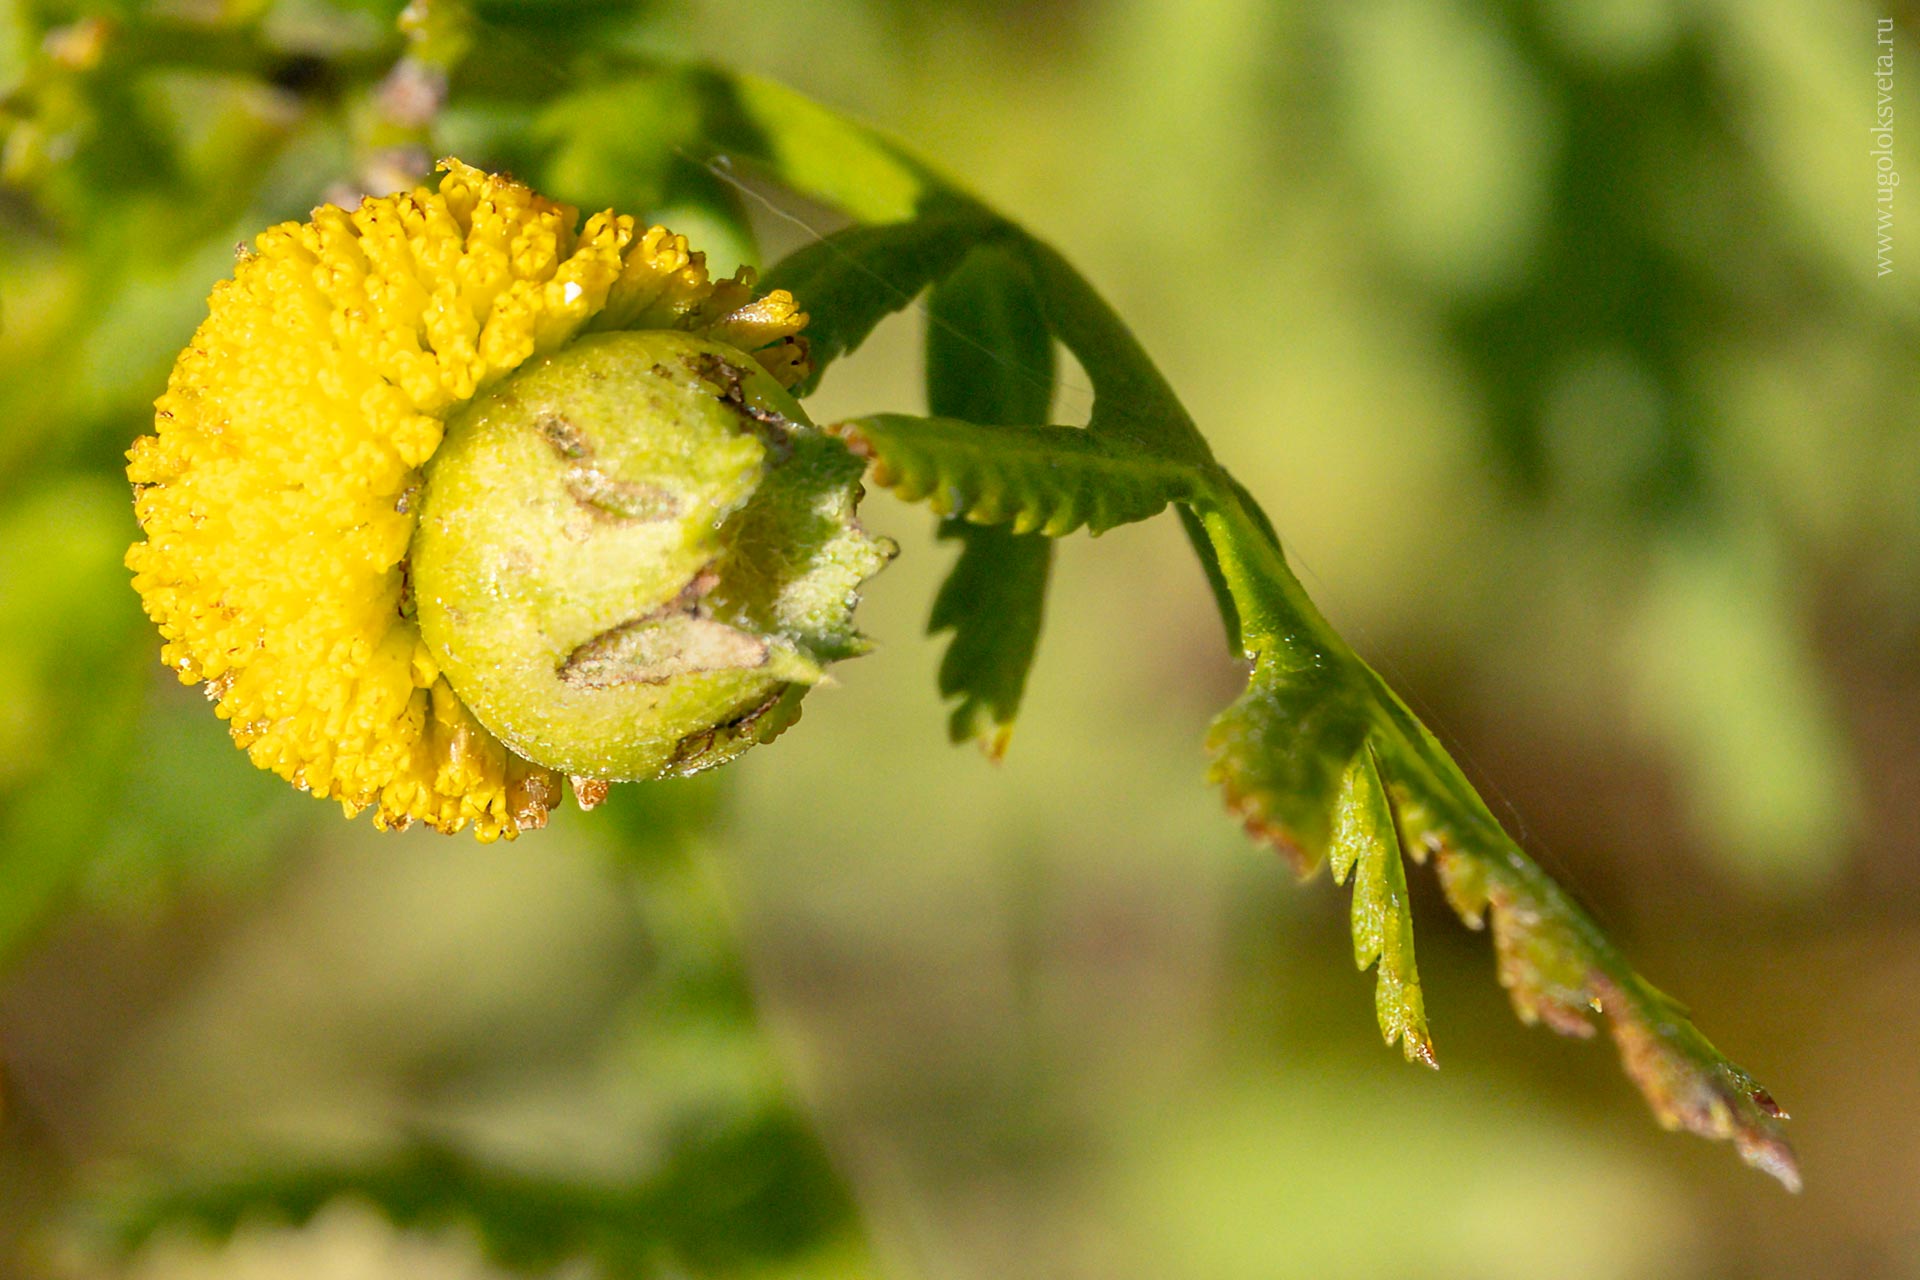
[127,160,888,840]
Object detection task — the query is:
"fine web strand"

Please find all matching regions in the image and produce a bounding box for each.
[685,139,1598,921]
[681,145,1095,420]
[1281,541,1612,927]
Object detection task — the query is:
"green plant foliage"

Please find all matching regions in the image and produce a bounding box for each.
[90,780,878,1277]
[94,1117,868,1279]
[922,244,1056,755]
[0,477,149,963]
[1196,489,1796,1185]
[1012,237,1215,468]
[835,414,1199,536]
[926,523,1050,756]
[712,80,1797,1185]
[1327,745,1430,1065]
[833,335,1795,1182]
[0,9,1812,1274]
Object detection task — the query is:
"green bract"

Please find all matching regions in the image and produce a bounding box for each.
[412,330,893,784]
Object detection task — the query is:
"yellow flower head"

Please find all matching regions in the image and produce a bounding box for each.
[126,160,815,840]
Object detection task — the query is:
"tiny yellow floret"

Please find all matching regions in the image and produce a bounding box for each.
[126,160,811,839]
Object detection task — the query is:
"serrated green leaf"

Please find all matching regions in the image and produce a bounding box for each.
[836,413,1201,536]
[923,244,1056,756]
[928,522,1052,758]
[1197,488,1798,1189]
[1206,646,1374,871]
[1203,630,1430,1063]
[690,63,1800,1191]
[1329,744,1432,1065]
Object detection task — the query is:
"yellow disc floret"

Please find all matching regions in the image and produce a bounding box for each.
[126,160,811,839]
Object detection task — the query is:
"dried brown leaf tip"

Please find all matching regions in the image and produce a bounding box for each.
[1202,642,1795,1188]
[1596,974,1801,1192]
[1436,841,1799,1191]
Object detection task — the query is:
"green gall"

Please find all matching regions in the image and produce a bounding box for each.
[412,330,894,784]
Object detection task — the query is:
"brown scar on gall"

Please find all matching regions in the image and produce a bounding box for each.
[536,412,592,459]
[534,409,682,522]
[685,351,795,457]
[667,687,789,771]
[562,465,681,522]
[557,568,762,690]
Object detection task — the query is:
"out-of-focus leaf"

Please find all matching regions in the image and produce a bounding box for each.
[536,72,757,270]
[65,222,242,427]
[1197,485,1799,1188]
[720,71,937,224]
[82,683,308,907]
[1628,533,1855,883]
[595,779,756,1019]
[595,773,725,872]
[834,413,1200,536]
[924,243,1056,756]
[93,1113,874,1279]
[0,475,149,962]
[91,776,879,1275]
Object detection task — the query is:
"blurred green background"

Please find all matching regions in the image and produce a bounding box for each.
[3,0,1918,1275]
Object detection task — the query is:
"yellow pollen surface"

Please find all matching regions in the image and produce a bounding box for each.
[126,160,811,839]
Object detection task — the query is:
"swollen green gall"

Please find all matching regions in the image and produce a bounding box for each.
[412,330,894,786]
